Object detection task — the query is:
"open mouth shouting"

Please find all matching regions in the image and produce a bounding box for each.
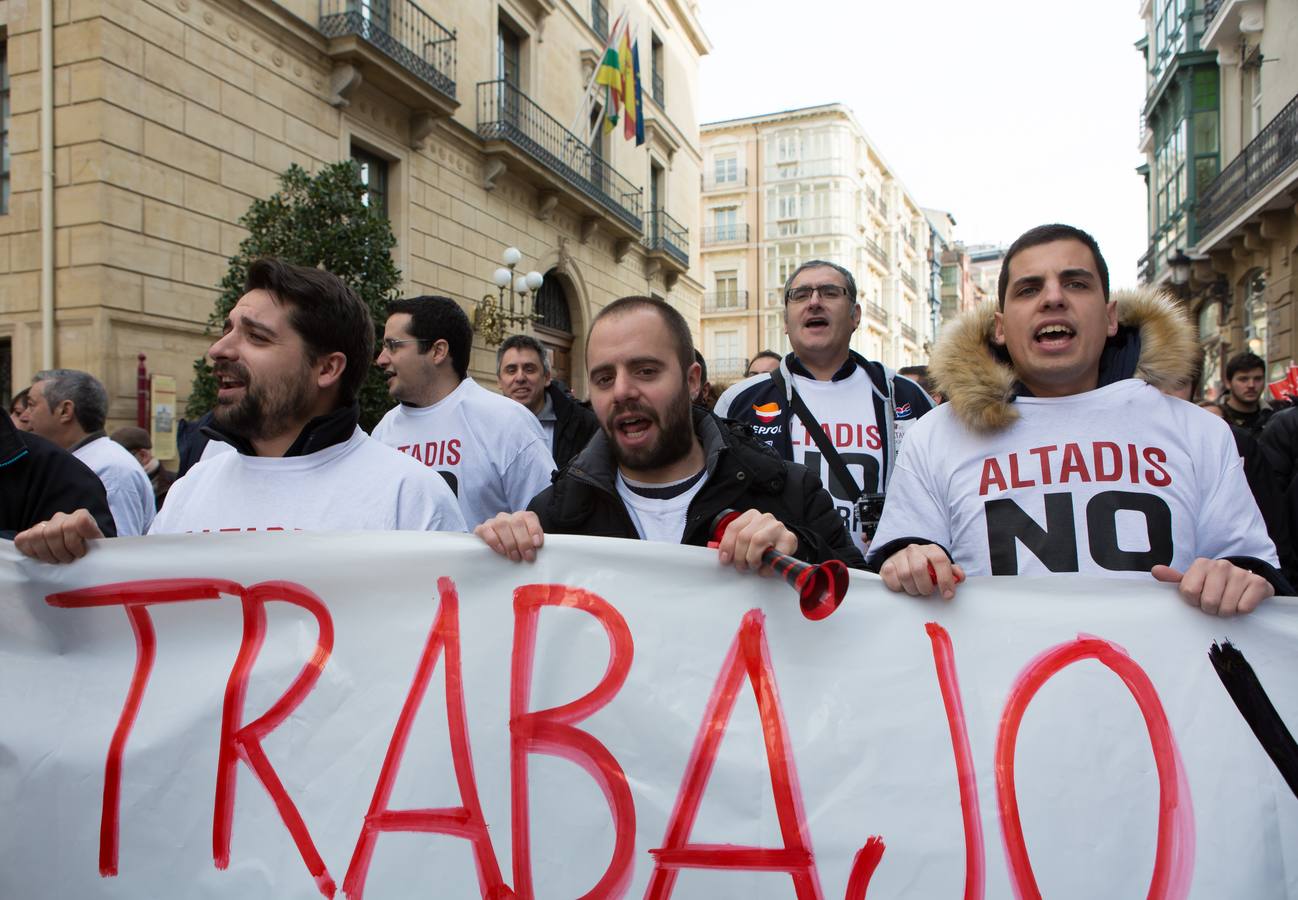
[214,365,249,402]
[802,314,831,334]
[613,411,657,448]
[1033,322,1076,350]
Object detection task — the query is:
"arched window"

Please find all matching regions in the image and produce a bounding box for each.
[533,269,572,333]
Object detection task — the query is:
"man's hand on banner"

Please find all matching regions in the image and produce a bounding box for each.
[1151,558,1274,616]
[15,509,104,564]
[879,543,965,600]
[712,509,798,575]
[474,510,545,562]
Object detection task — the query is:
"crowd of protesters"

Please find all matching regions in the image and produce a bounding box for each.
[7,223,1292,615]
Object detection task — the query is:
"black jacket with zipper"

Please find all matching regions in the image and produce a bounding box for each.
[528,407,866,568]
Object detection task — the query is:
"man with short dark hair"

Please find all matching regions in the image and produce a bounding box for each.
[16,259,464,563]
[744,350,782,378]
[110,425,178,511]
[869,223,1283,616]
[496,333,598,469]
[373,296,555,528]
[26,369,154,536]
[1219,351,1270,436]
[715,259,934,554]
[475,296,863,571]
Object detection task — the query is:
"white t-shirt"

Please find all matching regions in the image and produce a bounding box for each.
[870,380,1279,577]
[615,471,709,543]
[74,435,155,537]
[149,428,466,534]
[370,378,556,529]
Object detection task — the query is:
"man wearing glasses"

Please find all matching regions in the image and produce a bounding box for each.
[715,260,933,554]
[373,295,556,528]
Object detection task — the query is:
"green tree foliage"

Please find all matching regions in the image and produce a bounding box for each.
[185,161,400,431]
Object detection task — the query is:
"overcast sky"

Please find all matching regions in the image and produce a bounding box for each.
[697,0,1148,287]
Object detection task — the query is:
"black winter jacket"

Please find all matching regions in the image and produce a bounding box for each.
[0,414,117,539]
[528,408,866,568]
[547,383,600,470]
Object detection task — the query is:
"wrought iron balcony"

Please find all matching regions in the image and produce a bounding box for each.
[1137,243,1155,285]
[704,291,749,313]
[702,224,748,245]
[900,322,918,344]
[319,0,455,103]
[644,209,689,269]
[1204,0,1222,27]
[899,270,918,294]
[1197,91,1298,239]
[591,0,608,40]
[709,357,748,382]
[866,301,889,326]
[703,171,747,191]
[865,236,889,268]
[477,79,643,235]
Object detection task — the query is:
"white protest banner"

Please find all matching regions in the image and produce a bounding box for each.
[1,533,1296,899]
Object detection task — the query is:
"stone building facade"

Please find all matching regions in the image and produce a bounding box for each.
[0,0,707,430]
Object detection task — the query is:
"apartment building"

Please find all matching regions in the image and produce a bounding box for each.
[0,0,707,420]
[698,103,938,385]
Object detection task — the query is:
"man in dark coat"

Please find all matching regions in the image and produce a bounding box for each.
[476,296,863,572]
[0,410,116,541]
[496,333,598,469]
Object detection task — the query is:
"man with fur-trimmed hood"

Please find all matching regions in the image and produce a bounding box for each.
[867,224,1286,616]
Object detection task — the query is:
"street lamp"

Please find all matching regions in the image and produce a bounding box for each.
[1167,249,1192,298]
[475,246,544,345]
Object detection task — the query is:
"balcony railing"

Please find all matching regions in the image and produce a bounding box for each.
[1138,243,1155,285]
[645,209,689,267]
[765,158,847,181]
[866,301,889,326]
[709,357,748,382]
[865,236,889,268]
[1197,91,1298,238]
[477,79,642,231]
[704,291,749,313]
[702,224,748,245]
[900,322,918,344]
[703,171,747,191]
[591,0,608,40]
[319,0,456,99]
[900,270,918,294]
[652,71,664,106]
[1204,0,1222,27]
[764,217,851,239]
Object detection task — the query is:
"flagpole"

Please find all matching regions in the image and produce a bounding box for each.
[571,7,625,139]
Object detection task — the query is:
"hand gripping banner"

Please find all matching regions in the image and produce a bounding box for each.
[1,532,1296,898]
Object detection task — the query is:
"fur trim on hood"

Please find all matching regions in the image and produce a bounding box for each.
[930,288,1198,434]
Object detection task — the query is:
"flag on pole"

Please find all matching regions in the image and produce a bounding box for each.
[594,41,622,133]
[630,38,645,146]
[619,25,637,142]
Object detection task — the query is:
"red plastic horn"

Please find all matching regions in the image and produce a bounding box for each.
[710,510,849,621]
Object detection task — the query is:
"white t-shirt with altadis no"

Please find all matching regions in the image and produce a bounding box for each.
[149,428,466,534]
[370,378,556,529]
[870,379,1278,577]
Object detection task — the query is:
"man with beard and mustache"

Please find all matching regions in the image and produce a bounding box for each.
[372,296,555,529]
[474,296,863,572]
[714,260,935,556]
[15,259,464,562]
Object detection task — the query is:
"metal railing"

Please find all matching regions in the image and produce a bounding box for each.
[477,79,643,230]
[645,209,689,267]
[702,223,748,245]
[866,301,889,326]
[703,171,747,191]
[764,217,850,239]
[1137,244,1155,284]
[900,322,918,344]
[765,158,847,180]
[319,0,456,98]
[591,0,608,40]
[900,270,918,294]
[703,291,749,312]
[1197,91,1298,238]
[865,236,889,268]
[1204,0,1222,27]
[652,71,664,106]
[709,357,748,382]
